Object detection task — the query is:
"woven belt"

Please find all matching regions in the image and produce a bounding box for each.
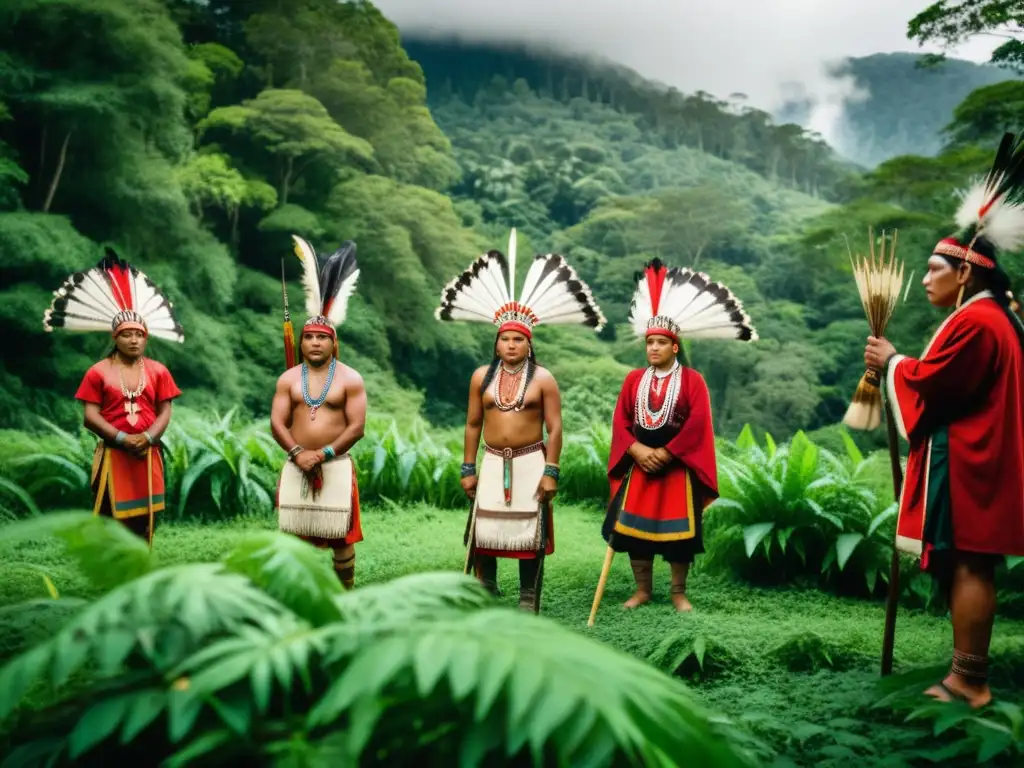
[483,441,545,506]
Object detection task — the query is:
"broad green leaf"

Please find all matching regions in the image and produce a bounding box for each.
[68,694,133,758]
[743,523,775,558]
[835,533,865,571]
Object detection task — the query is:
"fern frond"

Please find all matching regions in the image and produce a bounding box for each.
[222,532,343,626]
[0,564,285,722]
[305,608,752,767]
[331,572,493,625]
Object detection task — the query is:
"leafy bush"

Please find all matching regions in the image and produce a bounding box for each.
[0,513,755,767]
[701,426,901,598]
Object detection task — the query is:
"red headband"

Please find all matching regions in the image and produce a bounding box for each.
[933,237,996,270]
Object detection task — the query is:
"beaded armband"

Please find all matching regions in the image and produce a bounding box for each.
[322,445,336,460]
[543,464,560,481]
[460,462,476,478]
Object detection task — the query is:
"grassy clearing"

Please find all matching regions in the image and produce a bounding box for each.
[3,502,1023,765]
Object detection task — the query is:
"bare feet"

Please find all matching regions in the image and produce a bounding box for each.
[671,592,693,612]
[925,675,992,709]
[623,590,652,609]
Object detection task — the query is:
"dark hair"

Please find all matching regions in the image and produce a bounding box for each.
[938,244,1024,353]
[481,332,538,395]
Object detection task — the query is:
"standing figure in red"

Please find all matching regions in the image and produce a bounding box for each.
[605,260,757,611]
[43,249,185,545]
[866,132,1024,708]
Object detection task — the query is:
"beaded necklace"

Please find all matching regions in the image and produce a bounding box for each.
[493,359,530,412]
[118,357,146,427]
[635,361,680,431]
[302,357,337,421]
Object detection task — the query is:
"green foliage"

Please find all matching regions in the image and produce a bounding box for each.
[0,515,753,767]
[908,1,1024,72]
[702,427,903,598]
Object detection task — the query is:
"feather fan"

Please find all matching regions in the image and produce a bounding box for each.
[43,248,184,343]
[435,228,606,333]
[629,259,757,341]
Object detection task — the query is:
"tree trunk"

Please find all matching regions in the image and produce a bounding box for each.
[280,155,293,205]
[42,130,72,213]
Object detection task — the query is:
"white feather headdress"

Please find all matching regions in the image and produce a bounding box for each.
[42,248,184,343]
[628,259,757,342]
[291,235,360,335]
[435,228,606,336]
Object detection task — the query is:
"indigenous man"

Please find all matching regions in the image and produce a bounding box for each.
[42,249,185,544]
[436,228,606,612]
[271,236,366,589]
[865,132,1024,708]
[605,260,757,611]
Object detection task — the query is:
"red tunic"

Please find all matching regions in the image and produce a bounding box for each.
[885,292,1024,565]
[606,367,718,547]
[74,357,182,432]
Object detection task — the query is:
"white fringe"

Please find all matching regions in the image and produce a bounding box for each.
[277,457,353,539]
[473,448,545,553]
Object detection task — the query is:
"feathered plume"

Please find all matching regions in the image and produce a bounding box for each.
[518,253,607,330]
[628,259,757,341]
[290,235,360,326]
[843,229,905,432]
[953,131,1024,252]
[435,228,605,333]
[42,248,184,343]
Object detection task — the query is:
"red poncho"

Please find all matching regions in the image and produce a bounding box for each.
[885,292,1024,565]
[607,367,718,541]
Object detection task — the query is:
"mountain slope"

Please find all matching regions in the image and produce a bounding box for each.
[778,53,1015,167]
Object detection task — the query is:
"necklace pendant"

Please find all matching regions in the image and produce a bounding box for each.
[124,399,139,427]
[309,405,318,421]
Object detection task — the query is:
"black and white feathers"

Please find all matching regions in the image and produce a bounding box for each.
[953,131,1024,253]
[291,235,360,326]
[42,248,184,343]
[629,259,757,341]
[435,228,606,331]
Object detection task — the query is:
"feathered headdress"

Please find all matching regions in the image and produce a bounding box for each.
[291,235,360,340]
[934,131,1024,269]
[42,248,184,343]
[435,228,606,337]
[628,259,757,343]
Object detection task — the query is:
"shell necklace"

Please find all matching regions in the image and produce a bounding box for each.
[493,359,530,412]
[636,361,680,431]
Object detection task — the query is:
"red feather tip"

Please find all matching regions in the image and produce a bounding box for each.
[105,262,134,311]
[645,262,667,317]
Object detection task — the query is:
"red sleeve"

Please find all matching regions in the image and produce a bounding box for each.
[665,368,718,500]
[154,364,182,404]
[608,370,642,478]
[885,311,995,443]
[74,366,104,405]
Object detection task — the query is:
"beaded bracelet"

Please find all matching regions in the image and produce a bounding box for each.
[460,462,476,478]
[287,445,303,461]
[143,430,155,445]
[322,445,336,460]
[115,431,127,445]
[543,464,560,481]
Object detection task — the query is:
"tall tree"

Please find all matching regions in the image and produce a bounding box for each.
[908,0,1024,70]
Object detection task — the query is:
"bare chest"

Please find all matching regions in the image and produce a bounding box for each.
[291,370,347,412]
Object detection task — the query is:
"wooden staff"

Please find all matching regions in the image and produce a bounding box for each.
[880,397,905,676]
[839,227,908,676]
[587,546,615,627]
[281,258,296,370]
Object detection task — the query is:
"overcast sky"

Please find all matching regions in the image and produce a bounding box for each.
[376,0,1001,141]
